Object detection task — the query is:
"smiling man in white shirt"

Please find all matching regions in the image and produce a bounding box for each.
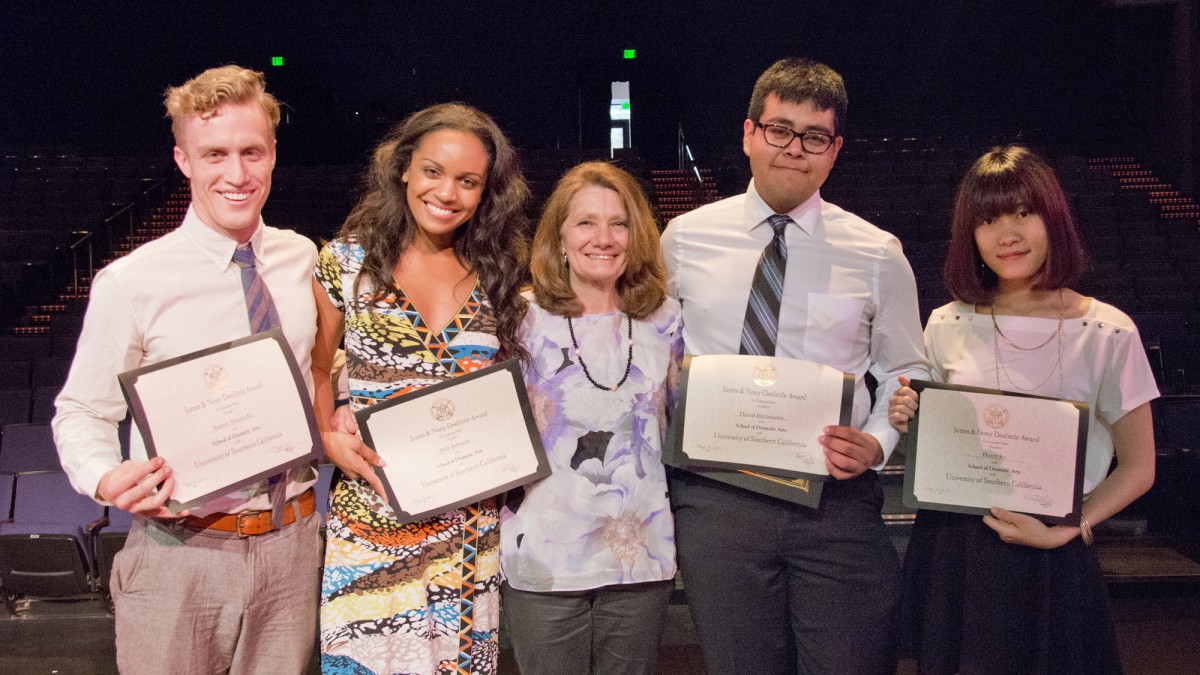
[53,65,321,675]
[662,57,929,675]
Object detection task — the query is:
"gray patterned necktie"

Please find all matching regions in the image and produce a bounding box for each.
[232,243,288,528]
[739,214,790,356]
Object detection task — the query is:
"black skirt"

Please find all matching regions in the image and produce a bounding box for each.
[900,509,1122,675]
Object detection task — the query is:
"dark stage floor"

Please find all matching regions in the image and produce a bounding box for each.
[3,584,1198,675]
[5,533,1200,674]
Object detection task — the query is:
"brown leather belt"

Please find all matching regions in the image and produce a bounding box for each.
[180,488,316,538]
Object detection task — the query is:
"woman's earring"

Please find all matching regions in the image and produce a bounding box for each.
[561,250,568,266]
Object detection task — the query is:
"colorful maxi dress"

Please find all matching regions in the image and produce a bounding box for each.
[316,239,501,675]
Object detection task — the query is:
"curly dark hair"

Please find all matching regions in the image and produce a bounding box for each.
[337,103,531,362]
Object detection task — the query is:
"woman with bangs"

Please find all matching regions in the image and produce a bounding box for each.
[888,146,1156,675]
[311,103,530,675]
[499,162,682,675]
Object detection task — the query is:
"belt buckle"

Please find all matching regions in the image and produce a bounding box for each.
[235,511,261,538]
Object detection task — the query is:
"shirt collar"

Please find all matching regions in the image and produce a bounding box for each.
[743,180,822,238]
[180,205,266,271]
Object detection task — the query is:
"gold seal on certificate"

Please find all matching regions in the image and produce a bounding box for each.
[901,380,1088,524]
[356,360,551,525]
[664,354,854,481]
[118,329,323,513]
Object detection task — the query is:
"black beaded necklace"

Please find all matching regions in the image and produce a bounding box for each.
[566,314,633,392]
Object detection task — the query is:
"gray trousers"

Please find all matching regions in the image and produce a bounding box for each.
[501,579,674,675]
[111,507,322,675]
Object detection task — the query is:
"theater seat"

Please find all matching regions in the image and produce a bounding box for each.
[94,506,132,599]
[0,471,104,606]
[0,390,32,427]
[0,423,60,473]
[0,472,13,522]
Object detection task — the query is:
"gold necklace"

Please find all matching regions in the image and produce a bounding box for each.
[991,289,1065,395]
[991,289,1064,350]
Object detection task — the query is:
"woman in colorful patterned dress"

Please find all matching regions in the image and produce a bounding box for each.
[887,146,1157,674]
[499,162,683,675]
[310,103,530,675]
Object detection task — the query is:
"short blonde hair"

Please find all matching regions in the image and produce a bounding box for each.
[163,65,281,144]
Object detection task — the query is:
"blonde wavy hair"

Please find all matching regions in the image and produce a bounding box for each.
[163,65,281,144]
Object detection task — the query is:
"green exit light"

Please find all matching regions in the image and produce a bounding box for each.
[271,56,284,67]
[623,49,636,60]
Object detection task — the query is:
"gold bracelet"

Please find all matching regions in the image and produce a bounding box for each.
[1079,516,1095,546]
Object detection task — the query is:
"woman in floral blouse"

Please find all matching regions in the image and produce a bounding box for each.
[499,161,683,675]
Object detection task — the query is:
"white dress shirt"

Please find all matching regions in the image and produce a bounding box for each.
[661,181,930,464]
[53,206,318,515]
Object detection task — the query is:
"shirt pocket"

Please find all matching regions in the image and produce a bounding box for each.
[803,293,866,366]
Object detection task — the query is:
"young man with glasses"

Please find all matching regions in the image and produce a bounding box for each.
[661,57,929,675]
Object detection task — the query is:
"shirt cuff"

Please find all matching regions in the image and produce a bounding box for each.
[862,422,900,470]
[75,462,119,507]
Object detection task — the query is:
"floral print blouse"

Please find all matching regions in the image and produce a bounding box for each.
[499,294,683,592]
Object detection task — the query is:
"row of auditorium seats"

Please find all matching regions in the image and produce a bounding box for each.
[0,470,104,609]
[1,424,70,473]
[0,462,336,616]
[0,153,170,333]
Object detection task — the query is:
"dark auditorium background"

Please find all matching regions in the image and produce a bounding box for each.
[1,2,1199,674]
[1,1,1193,177]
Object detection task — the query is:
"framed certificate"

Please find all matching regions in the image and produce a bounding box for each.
[119,329,322,513]
[902,380,1088,524]
[356,359,551,525]
[664,354,854,480]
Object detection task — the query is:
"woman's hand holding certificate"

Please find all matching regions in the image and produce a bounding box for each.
[899,380,1088,524]
[983,507,1083,549]
[355,361,550,524]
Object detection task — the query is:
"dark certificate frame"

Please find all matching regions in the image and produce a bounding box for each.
[356,359,551,525]
[901,379,1089,524]
[118,328,322,513]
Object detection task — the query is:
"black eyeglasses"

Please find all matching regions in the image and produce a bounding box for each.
[755,123,837,154]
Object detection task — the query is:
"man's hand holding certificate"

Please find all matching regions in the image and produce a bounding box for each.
[119,330,322,513]
[665,355,854,480]
[902,380,1088,524]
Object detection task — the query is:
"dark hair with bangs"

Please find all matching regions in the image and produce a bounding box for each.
[944,145,1087,305]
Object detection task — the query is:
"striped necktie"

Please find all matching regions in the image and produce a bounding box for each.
[739,214,790,356]
[232,244,281,334]
[232,243,288,528]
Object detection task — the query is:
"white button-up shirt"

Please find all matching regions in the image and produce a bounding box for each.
[661,182,930,464]
[53,206,318,515]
